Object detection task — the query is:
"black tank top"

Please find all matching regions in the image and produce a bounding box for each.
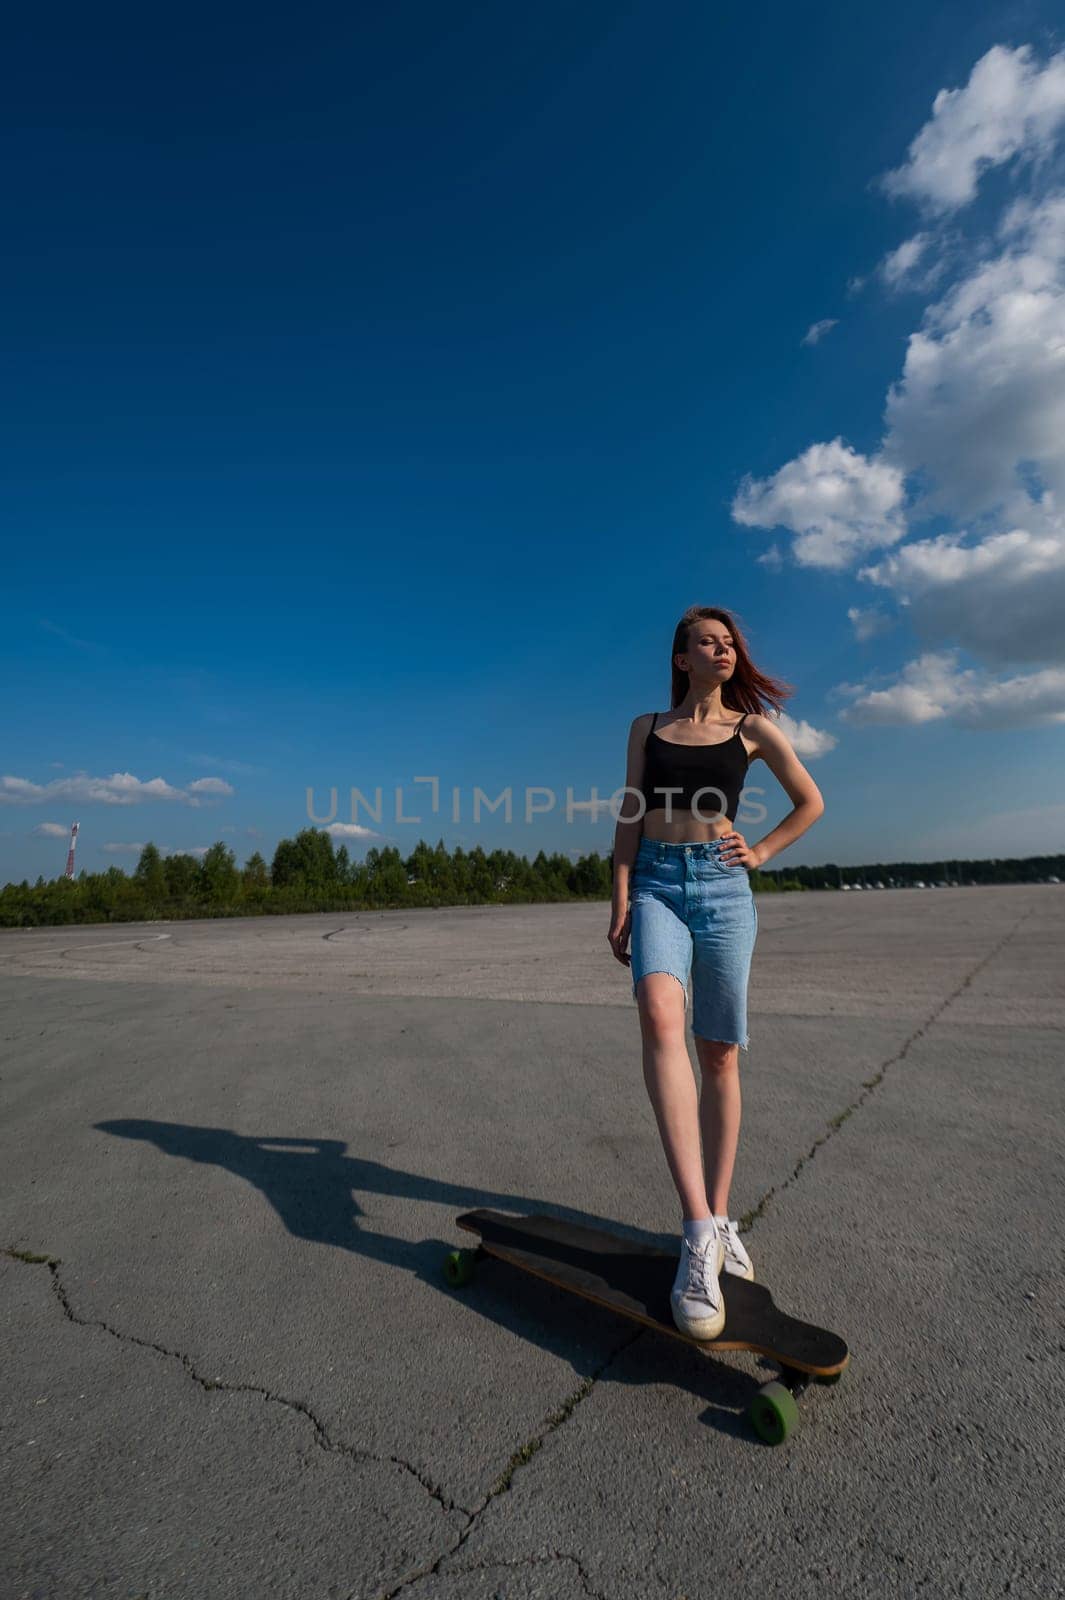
[641,710,750,820]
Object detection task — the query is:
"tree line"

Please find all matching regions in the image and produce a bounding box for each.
[0,829,1060,927]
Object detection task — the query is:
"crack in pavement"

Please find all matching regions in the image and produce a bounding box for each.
[432,1551,612,1598]
[375,1332,641,1599]
[1,1248,469,1528]
[3,1243,631,1599]
[736,905,1034,1234]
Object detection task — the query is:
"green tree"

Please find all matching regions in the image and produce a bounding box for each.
[271,837,302,888]
[241,851,269,893]
[134,842,167,902]
[164,852,202,900]
[201,842,240,905]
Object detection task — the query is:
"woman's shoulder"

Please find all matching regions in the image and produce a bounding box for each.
[737,708,771,759]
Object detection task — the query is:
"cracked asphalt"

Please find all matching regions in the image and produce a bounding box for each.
[1,884,1063,1599]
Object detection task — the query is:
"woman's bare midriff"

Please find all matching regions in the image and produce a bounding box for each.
[640,812,733,843]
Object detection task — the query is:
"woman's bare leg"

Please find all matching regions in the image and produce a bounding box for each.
[635,975,710,1219]
[692,1037,742,1215]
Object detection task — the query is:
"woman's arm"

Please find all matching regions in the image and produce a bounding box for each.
[744,714,826,867]
[611,714,652,916]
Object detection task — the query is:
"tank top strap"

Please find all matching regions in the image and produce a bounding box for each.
[736,711,749,731]
[647,711,659,740]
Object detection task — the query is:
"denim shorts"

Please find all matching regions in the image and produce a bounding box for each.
[629,836,758,1051]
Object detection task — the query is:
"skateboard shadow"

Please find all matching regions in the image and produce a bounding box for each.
[93,1117,774,1438]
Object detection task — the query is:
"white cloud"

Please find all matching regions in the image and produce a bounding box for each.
[323,822,384,839]
[881,191,1065,525]
[836,649,1065,727]
[878,232,945,291]
[847,605,896,642]
[187,776,236,797]
[802,317,838,346]
[859,520,1065,663]
[31,822,71,838]
[732,438,907,569]
[731,63,1065,708]
[721,45,1065,741]
[881,44,1065,214]
[770,709,838,758]
[0,771,235,807]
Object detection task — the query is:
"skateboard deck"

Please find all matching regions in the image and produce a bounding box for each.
[446,1208,849,1443]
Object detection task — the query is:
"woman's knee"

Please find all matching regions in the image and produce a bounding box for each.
[636,972,688,1037]
[695,1037,740,1077]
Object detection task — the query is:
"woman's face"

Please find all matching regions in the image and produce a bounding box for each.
[678,621,735,682]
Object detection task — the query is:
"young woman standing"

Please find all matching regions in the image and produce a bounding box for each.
[608,606,824,1338]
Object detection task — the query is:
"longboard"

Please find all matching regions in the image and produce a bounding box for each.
[445,1208,849,1444]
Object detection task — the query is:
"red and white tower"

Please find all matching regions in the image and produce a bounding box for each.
[64,821,79,880]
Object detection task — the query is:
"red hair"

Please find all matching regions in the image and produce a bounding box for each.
[668,606,796,715]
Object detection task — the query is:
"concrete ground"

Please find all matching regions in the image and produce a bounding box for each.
[1,884,1062,1600]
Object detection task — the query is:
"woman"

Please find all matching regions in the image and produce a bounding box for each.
[608,605,824,1339]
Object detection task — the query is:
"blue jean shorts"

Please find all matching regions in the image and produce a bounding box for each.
[629,836,758,1050]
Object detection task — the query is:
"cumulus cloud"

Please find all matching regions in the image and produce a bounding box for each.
[322,822,384,839]
[31,822,71,838]
[731,44,1065,732]
[187,776,236,796]
[836,650,1065,727]
[882,191,1065,524]
[770,709,838,759]
[881,44,1065,214]
[732,438,907,569]
[859,521,1065,664]
[0,772,235,807]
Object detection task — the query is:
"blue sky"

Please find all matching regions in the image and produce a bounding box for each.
[4,1,1065,883]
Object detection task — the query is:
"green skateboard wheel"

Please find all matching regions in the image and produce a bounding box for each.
[442,1247,478,1288]
[749,1380,800,1445]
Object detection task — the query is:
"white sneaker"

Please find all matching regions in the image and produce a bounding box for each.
[670,1226,726,1339]
[716,1217,755,1280]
